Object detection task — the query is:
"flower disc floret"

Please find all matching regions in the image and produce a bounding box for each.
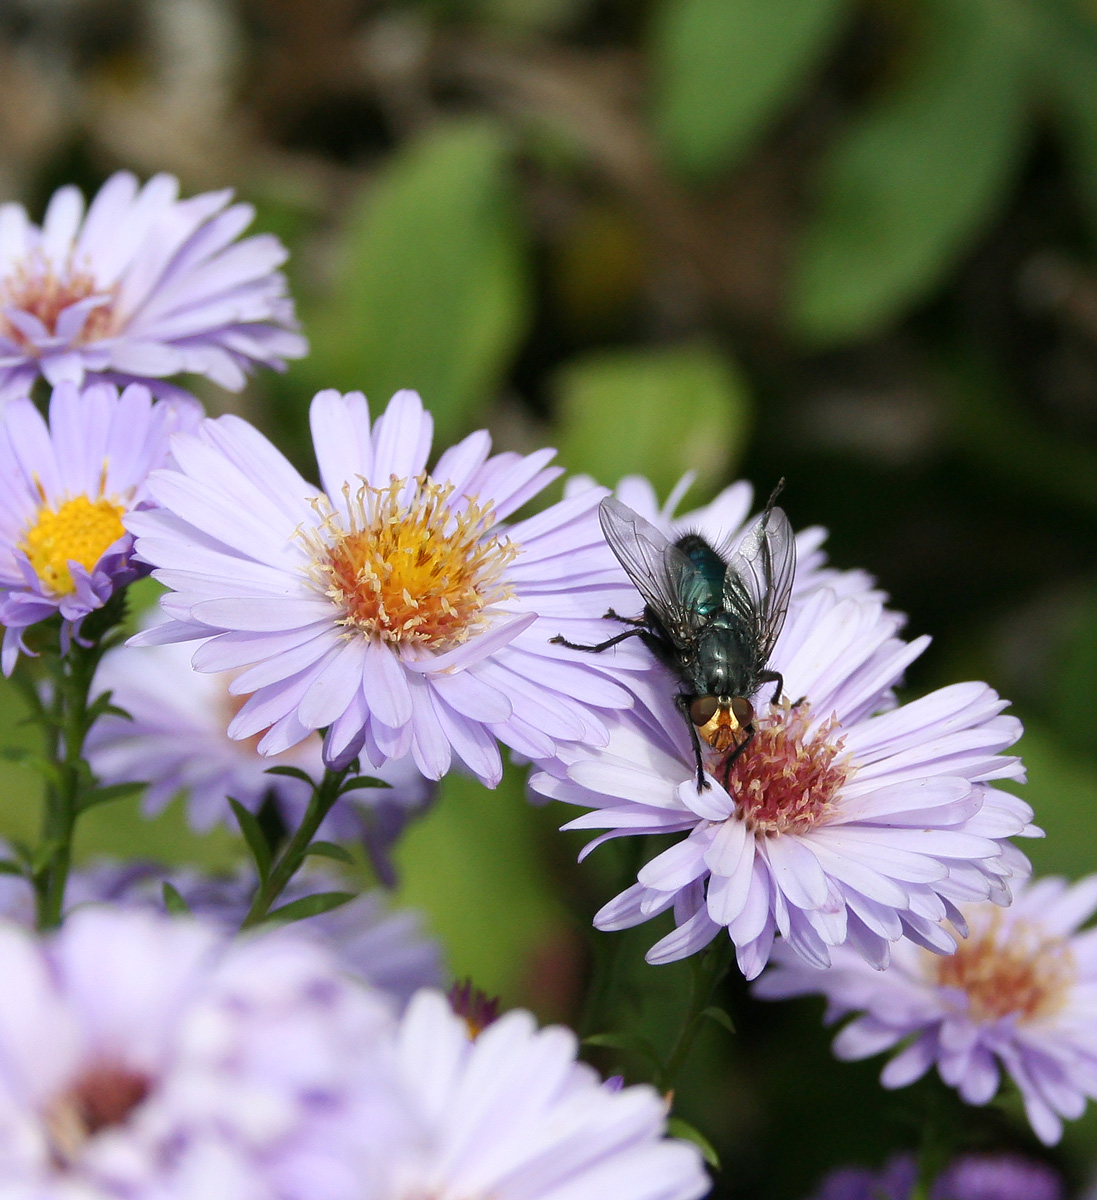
[127,388,644,784]
[307,475,517,649]
[0,381,182,672]
[0,170,306,401]
[755,875,1097,1145]
[533,584,1036,979]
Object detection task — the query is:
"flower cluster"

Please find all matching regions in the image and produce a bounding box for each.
[0,908,709,1200]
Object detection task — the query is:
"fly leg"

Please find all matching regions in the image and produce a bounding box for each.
[757,669,784,706]
[721,728,755,790]
[604,608,646,626]
[550,627,648,653]
[674,694,710,792]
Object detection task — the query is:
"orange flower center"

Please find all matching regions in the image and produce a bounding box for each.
[933,911,1075,1024]
[720,701,850,835]
[305,475,517,651]
[0,254,117,347]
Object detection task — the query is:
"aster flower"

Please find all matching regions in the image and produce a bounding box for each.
[85,626,432,876]
[0,906,409,1198]
[756,876,1097,1145]
[0,380,183,672]
[126,388,642,783]
[0,171,306,401]
[531,584,1036,979]
[808,1154,1062,1200]
[384,988,711,1200]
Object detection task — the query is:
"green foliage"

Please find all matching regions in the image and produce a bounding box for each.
[300,120,530,446]
[652,0,851,181]
[790,0,1030,345]
[555,343,749,499]
[393,763,570,1000]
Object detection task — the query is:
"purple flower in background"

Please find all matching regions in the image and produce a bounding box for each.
[85,626,433,876]
[532,585,1035,978]
[127,388,642,783]
[0,381,182,672]
[0,907,409,1198]
[756,876,1097,1144]
[809,1153,1062,1200]
[0,171,306,401]
[386,989,711,1200]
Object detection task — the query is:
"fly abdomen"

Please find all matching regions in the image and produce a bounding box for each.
[674,534,726,617]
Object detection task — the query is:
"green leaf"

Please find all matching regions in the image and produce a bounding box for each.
[266,890,357,924]
[556,343,749,500]
[162,882,191,915]
[338,775,391,795]
[304,840,355,865]
[701,1005,736,1034]
[301,119,530,445]
[665,1117,722,1169]
[583,1031,663,1069]
[790,0,1030,345]
[0,860,24,877]
[652,0,851,180]
[228,798,272,884]
[78,781,147,813]
[87,689,132,725]
[264,765,316,786]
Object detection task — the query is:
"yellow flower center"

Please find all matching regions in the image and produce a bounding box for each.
[720,700,851,836]
[305,475,518,651]
[0,253,118,348]
[932,911,1075,1024]
[22,495,127,595]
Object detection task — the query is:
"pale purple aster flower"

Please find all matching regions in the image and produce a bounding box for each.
[384,988,711,1200]
[755,876,1097,1145]
[0,171,306,401]
[0,906,410,1198]
[126,388,642,783]
[531,584,1036,979]
[85,627,433,876]
[0,380,184,672]
[809,1154,1062,1200]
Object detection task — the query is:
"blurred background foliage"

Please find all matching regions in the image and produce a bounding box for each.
[2,0,1097,1194]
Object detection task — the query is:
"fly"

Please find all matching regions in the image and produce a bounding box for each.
[552,483,795,792]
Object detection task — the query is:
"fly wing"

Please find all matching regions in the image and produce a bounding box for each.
[599,496,707,646]
[722,503,796,663]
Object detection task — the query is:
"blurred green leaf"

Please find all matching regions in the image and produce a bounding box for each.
[393,764,570,1001]
[555,343,749,499]
[304,840,355,865]
[583,1031,663,1069]
[1002,724,1097,881]
[162,882,191,916]
[301,120,530,446]
[267,890,356,924]
[228,797,273,884]
[791,0,1030,346]
[652,0,851,180]
[665,1117,722,1169]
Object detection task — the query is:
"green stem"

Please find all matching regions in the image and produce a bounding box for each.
[240,765,350,928]
[657,940,734,1093]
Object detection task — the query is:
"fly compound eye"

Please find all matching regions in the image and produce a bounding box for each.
[689,696,720,727]
[731,697,754,728]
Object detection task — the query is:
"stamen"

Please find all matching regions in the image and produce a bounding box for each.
[22,494,127,595]
[719,700,850,836]
[933,911,1076,1024]
[303,475,518,651]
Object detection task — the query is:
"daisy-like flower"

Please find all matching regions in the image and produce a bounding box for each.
[126,388,641,783]
[0,381,183,672]
[384,989,710,1200]
[0,171,306,401]
[809,1154,1062,1200]
[0,906,410,1198]
[85,627,433,877]
[755,876,1097,1145]
[531,584,1036,979]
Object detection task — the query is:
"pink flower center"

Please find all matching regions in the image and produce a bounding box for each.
[720,701,850,836]
[306,475,518,651]
[45,1062,152,1166]
[0,254,117,348]
[933,912,1075,1024]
